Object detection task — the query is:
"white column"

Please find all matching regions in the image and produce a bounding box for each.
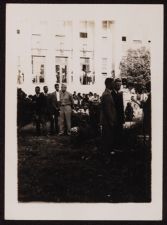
[70,19,80,93]
[110,21,115,76]
[20,19,33,95]
[114,21,123,78]
[94,19,104,95]
[46,21,56,93]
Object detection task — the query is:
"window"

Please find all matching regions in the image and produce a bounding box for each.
[122,36,127,42]
[17,56,24,84]
[80,57,95,85]
[80,32,88,38]
[32,55,46,83]
[101,58,108,76]
[54,21,73,52]
[133,40,142,44]
[102,20,112,37]
[17,70,24,84]
[102,21,108,30]
[31,34,41,49]
[55,56,68,84]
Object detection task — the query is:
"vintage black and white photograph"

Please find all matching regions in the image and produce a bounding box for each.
[5,4,163,220]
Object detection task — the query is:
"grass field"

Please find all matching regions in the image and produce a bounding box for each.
[18,124,151,202]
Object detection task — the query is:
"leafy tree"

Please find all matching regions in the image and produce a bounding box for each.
[119,46,151,90]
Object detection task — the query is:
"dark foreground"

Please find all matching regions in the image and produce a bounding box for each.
[18,124,151,202]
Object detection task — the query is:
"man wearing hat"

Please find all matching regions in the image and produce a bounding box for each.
[59,84,74,135]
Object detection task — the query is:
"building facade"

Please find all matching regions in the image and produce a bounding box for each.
[16,18,151,95]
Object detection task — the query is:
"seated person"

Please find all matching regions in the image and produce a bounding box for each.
[73,91,77,98]
[77,93,83,106]
[80,104,89,116]
[73,95,79,106]
[81,94,89,106]
[72,105,80,114]
[72,105,81,127]
[88,92,94,101]
[92,93,98,101]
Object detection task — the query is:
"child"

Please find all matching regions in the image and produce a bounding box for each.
[125,102,134,122]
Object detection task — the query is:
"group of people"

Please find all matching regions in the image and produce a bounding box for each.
[29,83,74,136]
[17,77,151,151]
[101,78,125,153]
[22,84,101,136]
[29,78,132,150]
[101,77,151,154]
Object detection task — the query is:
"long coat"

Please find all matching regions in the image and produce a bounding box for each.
[100,88,117,128]
[100,88,117,152]
[32,93,44,115]
[111,90,125,126]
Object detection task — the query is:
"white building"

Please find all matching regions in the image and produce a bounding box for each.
[11,5,152,95]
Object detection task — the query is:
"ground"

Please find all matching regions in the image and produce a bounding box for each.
[18,124,151,203]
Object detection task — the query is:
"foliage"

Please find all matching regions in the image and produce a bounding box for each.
[119,47,151,88]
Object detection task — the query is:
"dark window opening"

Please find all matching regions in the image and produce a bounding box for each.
[122,36,126,42]
[80,32,88,38]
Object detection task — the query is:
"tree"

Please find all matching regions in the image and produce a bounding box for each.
[119,46,151,87]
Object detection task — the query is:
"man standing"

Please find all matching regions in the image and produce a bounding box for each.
[42,85,51,135]
[32,86,43,135]
[50,84,60,135]
[111,78,125,149]
[101,78,117,155]
[59,84,74,135]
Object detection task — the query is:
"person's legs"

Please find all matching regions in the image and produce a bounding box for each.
[54,110,59,134]
[35,114,41,135]
[41,113,47,135]
[59,107,65,134]
[64,105,72,135]
[114,124,123,149]
[50,114,54,134]
[102,126,114,155]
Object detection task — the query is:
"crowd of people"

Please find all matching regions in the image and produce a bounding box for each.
[17,84,101,136]
[17,77,151,151]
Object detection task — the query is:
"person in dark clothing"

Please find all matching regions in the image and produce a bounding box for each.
[17,88,30,130]
[50,83,60,135]
[73,91,79,107]
[77,93,83,106]
[101,78,117,156]
[125,102,134,122]
[32,86,44,135]
[41,86,52,135]
[111,78,125,149]
[81,94,89,106]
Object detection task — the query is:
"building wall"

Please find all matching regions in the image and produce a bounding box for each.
[15,12,151,95]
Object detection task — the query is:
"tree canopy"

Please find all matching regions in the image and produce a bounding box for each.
[119,46,151,88]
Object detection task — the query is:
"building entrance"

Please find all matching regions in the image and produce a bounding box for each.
[55,56,68,84]
[32,55,45,83]
[80,57,95,85]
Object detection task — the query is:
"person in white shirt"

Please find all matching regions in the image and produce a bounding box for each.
[59,84,74,136]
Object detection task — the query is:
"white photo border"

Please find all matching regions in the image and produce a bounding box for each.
[5,3,163,220]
